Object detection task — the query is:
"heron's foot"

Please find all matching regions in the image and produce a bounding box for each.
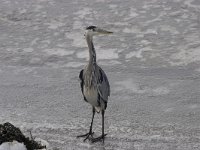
[77,131,94,142]
[90,134,107,143]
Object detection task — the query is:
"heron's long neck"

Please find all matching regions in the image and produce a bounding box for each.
[86,35,96,66]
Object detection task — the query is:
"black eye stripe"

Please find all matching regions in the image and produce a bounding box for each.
[86,26,96,30]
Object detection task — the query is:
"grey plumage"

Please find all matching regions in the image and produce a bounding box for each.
[77,26,112,143]
[79,64,110,111]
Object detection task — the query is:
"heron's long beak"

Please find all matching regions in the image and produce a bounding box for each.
[97,28,113,34]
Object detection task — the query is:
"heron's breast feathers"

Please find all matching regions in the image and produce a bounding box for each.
[80,65,110,109]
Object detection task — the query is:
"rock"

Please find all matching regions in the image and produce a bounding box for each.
[0,122,46,150]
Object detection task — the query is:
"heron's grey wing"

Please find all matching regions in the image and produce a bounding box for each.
[79,69,87,102]
[96,67,110,103]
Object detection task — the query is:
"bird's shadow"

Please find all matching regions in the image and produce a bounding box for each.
[85,136,141,150]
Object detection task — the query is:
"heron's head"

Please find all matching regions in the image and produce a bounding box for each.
[85,26,113,38]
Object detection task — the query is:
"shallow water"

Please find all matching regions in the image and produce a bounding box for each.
[0,0,200,149]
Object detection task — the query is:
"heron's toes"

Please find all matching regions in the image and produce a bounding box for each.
[90,134,107,143]
[77,132,94,142]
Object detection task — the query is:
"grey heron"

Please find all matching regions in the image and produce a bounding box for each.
[77,26,112,143]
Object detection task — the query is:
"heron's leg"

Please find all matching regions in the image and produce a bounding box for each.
[77,107,95,141]
[91,110,107,143]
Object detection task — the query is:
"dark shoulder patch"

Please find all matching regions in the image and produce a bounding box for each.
[79,69,87,102]
[86,26,96,30]
[79,69,84,93]
[99,69,104,83]
[79,69,84,80]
